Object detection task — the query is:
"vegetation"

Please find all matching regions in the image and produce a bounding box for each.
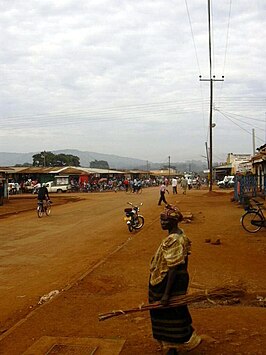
[32,151,80,167]
[90,160,109,169]
[15,162,32,167]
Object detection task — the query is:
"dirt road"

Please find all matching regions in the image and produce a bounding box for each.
[0,188,265,354]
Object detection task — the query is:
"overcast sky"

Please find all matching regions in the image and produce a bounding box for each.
[0,0,265,163]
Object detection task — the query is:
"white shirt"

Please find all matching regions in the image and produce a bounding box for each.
[172,178,177,187]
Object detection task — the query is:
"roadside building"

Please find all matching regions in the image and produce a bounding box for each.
[251,144,266,194]
[0,167,15,202]
[214,153,252,181]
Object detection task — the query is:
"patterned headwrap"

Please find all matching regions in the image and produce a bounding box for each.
[160,204,183,222]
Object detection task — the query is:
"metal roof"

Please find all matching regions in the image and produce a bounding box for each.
[0,166,125,175]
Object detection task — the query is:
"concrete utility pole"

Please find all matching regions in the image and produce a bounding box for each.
[199,0,224,192]
[168,156,170,180]
[205,141,210,170]
[252,129,256,155]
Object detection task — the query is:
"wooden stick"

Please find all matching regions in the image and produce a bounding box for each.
[98,284,246,321]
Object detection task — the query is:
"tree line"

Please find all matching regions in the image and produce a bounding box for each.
[15,151,110,169]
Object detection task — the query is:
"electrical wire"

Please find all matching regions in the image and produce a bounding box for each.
[184,0,202,75]
[0,99,212,128]
[216,110,265,143]
[216,110,264,132]
[222,0,232,78]
[216,109,266,123]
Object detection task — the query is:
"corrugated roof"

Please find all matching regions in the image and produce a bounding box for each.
[251,153,266,163]
[0,167,16,173]
[0,166,125,175]
[214,164,232,170]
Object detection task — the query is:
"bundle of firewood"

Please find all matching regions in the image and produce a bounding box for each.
[98,284,246,321]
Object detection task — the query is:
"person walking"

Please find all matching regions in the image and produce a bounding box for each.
[0,182,4,206]
[149,204,201,354]
[158,182,169,205]
[171,177,177,195]
[180,177,188,195]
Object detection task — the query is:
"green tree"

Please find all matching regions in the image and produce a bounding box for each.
[32,151,80,167]
[90,160,109,169]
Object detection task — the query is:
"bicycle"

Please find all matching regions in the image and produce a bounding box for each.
[241,198,266,233]
[37,199,52,218]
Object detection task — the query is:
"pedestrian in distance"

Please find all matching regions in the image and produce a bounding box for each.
[171,177,178,195]
[180,177,188,195]
[187,177,192,190]
[0,182,4,206]
[158,182,169,206]
[149,204,201,354]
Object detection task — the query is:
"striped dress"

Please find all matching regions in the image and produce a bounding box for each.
[149,232,194,344]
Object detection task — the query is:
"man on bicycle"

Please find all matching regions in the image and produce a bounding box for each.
[37,183,50,207]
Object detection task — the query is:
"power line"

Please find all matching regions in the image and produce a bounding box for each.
[222,0,232,77]
[1,98,210,120]
[217,110,264,132]
[216,109,266,123]
[1,96,263,122]
[184,0,201,75]
[217,110,265,143]
[217,0,232,106]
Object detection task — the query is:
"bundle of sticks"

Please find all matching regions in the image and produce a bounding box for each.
[98,284,246,321]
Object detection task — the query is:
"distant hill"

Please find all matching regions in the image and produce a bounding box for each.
[0,150,149,170]
[0,149,207,172]
[54,149,149,169]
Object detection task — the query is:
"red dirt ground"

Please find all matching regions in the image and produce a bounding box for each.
[0,187,265,354]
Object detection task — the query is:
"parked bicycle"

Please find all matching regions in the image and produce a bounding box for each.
[241,198,266,233]
[37,199,52,218]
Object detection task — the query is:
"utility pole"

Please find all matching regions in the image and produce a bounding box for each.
[252,129,256,155]
[199,0,224,192]
[168,156,170,180]
[205,141,210,170]
[41,152,46,167]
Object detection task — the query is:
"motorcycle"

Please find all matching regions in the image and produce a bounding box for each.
[124,202,144,232]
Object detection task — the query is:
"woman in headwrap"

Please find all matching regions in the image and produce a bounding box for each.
[149,204,201,354]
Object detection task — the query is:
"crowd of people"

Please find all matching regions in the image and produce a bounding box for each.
[69,177,156,193]
[4,174,207,197]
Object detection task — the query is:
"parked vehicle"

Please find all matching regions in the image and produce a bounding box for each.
[45,181,71,193]
[124,202,144,232]
[8,182,20,195]
[217,175,235,188]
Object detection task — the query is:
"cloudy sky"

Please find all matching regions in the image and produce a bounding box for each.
[0,0,265,163]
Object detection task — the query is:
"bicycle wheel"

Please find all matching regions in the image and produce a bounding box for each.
[45,203,51,216]
[37,206,43,218]
[241,211,264,233]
